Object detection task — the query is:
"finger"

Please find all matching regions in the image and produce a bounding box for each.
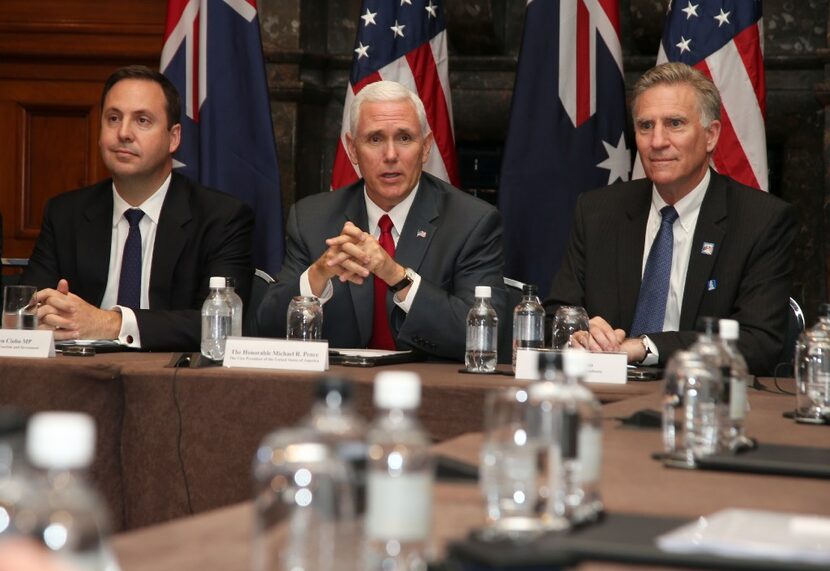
[340,242,374,264]
[340,258,371,278]
[614,329,626,344]
[340,223,367,240]
[325,234,358,248]
[39,293,77,314]
[57,279,70,295]
[326,250,356,267]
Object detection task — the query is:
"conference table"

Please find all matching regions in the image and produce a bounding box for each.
[109,377,830,570]
[0,352,660,531]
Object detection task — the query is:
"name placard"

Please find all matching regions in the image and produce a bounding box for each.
[222,337,329,371]
[0,329,55,358]
[515,349,627,384]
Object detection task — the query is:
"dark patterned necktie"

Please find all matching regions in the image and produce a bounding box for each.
[117,208,145,309]
[368,215,397,350]
[630,205,679,337]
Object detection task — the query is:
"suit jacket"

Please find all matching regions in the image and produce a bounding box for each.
[546,171,797,376]
[20,172,255,351]
[257,172,507,361]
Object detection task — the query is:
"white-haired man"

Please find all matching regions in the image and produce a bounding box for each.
[258,81,506,360]
[547,62,797,375]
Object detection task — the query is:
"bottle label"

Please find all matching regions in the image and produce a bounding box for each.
[366,472,433,541]
[578,426,602,482]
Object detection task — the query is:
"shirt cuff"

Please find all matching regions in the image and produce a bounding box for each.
[300,268,333,304]
[392,270,421,313]
[640,335,659,366]
[114,306,142,348]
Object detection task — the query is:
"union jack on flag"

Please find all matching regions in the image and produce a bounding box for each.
[634,0,768,191]
[331,0,460,190]
[499,0,629,294]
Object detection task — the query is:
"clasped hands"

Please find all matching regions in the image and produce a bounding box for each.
[308,221,406,296]
[569,316,649,363]
[34,279,122,341]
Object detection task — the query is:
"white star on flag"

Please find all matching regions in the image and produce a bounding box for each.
[597,134,631,184]
[425,0,438,18]
[354,41,369,59]
[390,20,406,38]
[361,9,377,26]
[676,36,691,54]
[681,2,699,19]
[714,9,730,27]
[401,0,412,5]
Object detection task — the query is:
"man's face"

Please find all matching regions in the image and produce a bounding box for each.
[99,78,180,185]
[346,99,433,211]
[634,82,720,202]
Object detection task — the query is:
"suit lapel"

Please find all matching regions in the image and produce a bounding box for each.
[77,183,114,305]
[343,186,373,345]
[395,176,438,275]
[149,174,191,309]
[618,180,651,330]
[680,171,727,330]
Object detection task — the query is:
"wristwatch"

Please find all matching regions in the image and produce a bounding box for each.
[637,335,652,364]
[388,267,415,294]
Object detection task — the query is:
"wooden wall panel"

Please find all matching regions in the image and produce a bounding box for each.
[0,0,166,258]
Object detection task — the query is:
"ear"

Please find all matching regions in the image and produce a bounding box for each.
[421,130,434,165]
[704,119,721,153]
[345,132,359,165]
[169,123,182,154]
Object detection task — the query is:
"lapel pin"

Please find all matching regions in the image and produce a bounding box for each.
[416,229,427,238]
[701,242,715,255]
[707,279,717,291]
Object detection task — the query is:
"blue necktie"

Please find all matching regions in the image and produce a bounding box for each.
[630,205,679,337]
[117,209,145,309]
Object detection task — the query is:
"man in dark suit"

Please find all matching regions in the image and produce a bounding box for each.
[20,66,254,351]
[547,63,796,375]
[257,81,505,361]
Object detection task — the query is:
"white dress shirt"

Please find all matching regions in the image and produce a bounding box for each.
[100,174,171,347]
[641,169,709,364]
[300,185,422,312]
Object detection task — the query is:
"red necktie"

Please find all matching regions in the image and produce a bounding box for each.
[368,215,397,350]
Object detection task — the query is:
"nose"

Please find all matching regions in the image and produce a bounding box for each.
[382,139,398,162]
[117,118,134,142]
[650,124,669,149]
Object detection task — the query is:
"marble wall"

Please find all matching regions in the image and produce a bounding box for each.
[258,0,828,319]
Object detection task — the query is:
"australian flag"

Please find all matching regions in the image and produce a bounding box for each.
[160,0,283,276]
[499,0,629,295]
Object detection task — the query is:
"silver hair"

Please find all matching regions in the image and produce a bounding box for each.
[632,62,722,127]
[349,81,430,136]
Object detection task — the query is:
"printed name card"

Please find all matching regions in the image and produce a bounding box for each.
[515,349,627,384]
[223,337,329,371]
[0,329,55,358]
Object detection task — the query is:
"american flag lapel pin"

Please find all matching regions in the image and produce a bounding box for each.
[416,229,427,238]
[701,242,715,256]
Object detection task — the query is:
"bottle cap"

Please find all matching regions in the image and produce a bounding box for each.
[521,284,538,296]
[528,380,557,399]
[718,319,739,341]
[374,371,421,409]
[563,348,588,376]
[27,412,96,470]
[475,286,492,299]
[314,376,354,406]
[209,276,226,289]
[537,351,563,373]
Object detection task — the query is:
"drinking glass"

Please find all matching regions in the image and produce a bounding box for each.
[551,306,589,349]
[2,285,38,330]
[795,326,830,424]
[479,386,542,539]
[286,296,323,341]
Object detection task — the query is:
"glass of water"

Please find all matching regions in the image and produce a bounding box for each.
[479,386,542,540]
[2,285,38,330]
[551,306,590,349]
[795,323,830,424]
[286,296,323,341]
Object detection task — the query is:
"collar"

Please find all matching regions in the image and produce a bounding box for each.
[111,173,172,227]
[650,168,709,233]
[363,183,420,235]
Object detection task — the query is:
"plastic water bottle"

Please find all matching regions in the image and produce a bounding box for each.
[561,349,603,523]
[365,372,434,571]
[465,286,498,373]
[512,284,545,372]
[795,303,830,423]
[201,276,233,361]
[302,376,368,513]
[0,408,36,541]
[25,412,114,571]
[718,319,754,450]
[224,277,243,337]
[689,317,729,450]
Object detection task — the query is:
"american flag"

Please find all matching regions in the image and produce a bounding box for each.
[499,0,629,294]
[330,0,460,190]
[634,0,767,191]
[160,0,284,275]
